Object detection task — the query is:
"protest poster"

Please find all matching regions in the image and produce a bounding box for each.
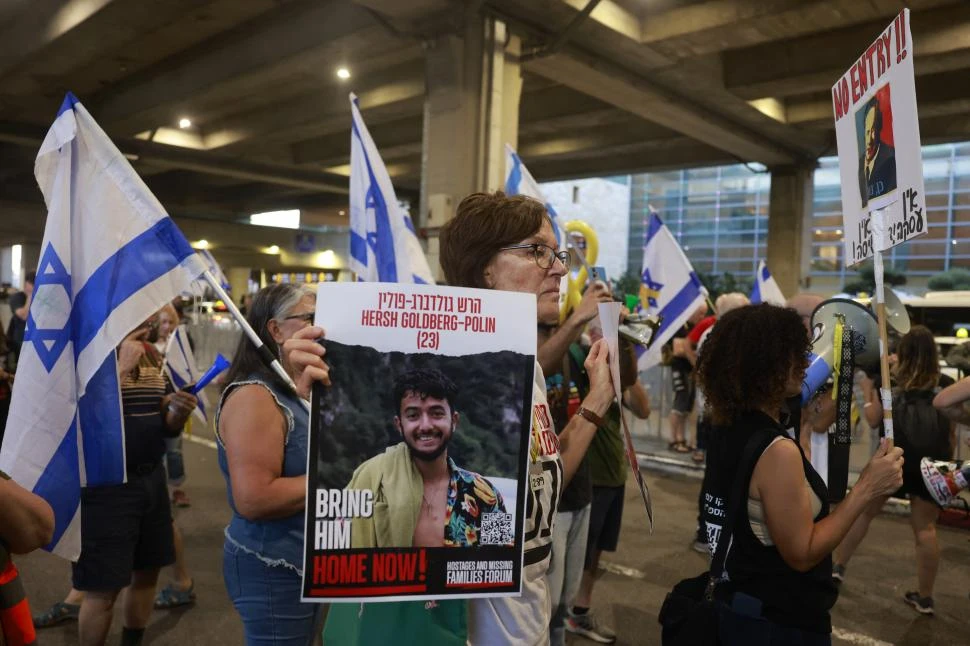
[301,282,536,602]
[598,302,653,531]
[833,8,926,265]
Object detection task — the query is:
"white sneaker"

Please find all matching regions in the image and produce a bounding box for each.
[565,610,616,644]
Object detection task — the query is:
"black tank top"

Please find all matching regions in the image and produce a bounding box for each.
[701,411,838,634]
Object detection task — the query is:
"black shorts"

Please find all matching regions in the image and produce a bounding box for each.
[671,368,695,414]
[72,463,175,591]
[585,485,625,566]
[896,461,940,507]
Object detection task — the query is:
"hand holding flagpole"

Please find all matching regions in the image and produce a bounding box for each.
[200,271,310,412]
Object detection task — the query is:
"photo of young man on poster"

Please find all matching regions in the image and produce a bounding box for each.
[857,85,897,207]
[347,367,510,549]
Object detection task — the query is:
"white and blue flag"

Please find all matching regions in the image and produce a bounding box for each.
[348,93,434,284]
[164,325,209,424]
[504,143,569,248]
[0,93,207,560]
[637,211,708,370]
[198,249,230,292]
[750,260,786,306]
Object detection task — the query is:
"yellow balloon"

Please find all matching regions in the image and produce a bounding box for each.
[561,220,599,321]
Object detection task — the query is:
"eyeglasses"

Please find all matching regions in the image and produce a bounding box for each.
[498,243,570,269]
[282,312,314,323]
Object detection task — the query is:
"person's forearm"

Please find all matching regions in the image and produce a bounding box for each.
[785,484,874,572]
[233,474,307,521]
[558,390,612,485]
[623,382,651,419]
[0,479,54,554]
[934,377,970,424]
[537,318,584,376]
[934,377,970,409]
[618,341,637,389]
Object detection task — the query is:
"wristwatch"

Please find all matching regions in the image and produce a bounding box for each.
[576,406,605,428]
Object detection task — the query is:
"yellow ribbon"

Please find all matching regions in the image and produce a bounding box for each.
[831,319,844,402]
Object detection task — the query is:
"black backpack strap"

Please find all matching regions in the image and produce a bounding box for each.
[708,428,776,590]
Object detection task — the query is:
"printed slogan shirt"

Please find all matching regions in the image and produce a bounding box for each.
[469,362,563,646]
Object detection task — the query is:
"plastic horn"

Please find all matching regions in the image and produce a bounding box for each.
[200,270,310,412]
[561,220,599,321]
[189,354,231,395]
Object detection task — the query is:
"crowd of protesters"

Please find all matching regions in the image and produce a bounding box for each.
[4,192,970,646]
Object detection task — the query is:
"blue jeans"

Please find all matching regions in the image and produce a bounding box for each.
[547,504,591,646]
[717,597,831,646]
[223,541,320,645]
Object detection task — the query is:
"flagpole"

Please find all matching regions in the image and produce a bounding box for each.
[872,248,894,441]
[200,271,311,413]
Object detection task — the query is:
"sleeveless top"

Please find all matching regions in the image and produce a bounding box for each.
[215,374,309,573]
[702,411,837,634]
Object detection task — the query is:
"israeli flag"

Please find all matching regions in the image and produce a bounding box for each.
[198,249,230,291]
[750,260,786,306]
[0,93,207,560]
[348,93,434,284]
[504,144,568,247]
[638,211,708,370]
[164,325,209,424]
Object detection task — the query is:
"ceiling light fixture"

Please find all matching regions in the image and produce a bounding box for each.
[336,67,351,80]
[193,239,209,249]
[338,210,346,216]
[178,118,192,129]
[268,245,280,254]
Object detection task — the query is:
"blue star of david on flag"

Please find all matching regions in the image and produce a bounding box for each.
[25,244,72,372]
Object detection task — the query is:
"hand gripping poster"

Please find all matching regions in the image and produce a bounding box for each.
[833,8,927,265]
[302,282,536,602]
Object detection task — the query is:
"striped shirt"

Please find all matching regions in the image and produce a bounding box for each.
[120,344,172,471]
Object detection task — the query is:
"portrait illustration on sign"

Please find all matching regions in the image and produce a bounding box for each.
[856,84,896,208]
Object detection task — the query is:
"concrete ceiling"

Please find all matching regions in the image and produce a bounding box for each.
[1,0,969,247]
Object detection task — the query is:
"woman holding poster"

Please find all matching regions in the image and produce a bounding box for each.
[216,283,324,645]
[285,191,616,646]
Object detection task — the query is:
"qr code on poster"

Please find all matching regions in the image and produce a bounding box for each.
[480,512,514,545]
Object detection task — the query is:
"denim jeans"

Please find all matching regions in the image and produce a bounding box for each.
[164,436,185,487]
[223,541,320,645]
[547,504,591,646]
[717,597,831,646]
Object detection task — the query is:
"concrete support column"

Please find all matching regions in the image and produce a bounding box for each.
[420,12,522,278]
[767,164,815,296]
[227,266,252,306]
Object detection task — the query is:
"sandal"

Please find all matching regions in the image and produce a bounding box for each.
[172,489,191,508]
[154,581,196,609]
[691,450,706,463]
[33,601,80,628]
[673,442,693,453]
[667,441,684,451]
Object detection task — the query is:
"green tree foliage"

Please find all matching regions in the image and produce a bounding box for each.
[842,260,907,296]
[927,268,970,291]
[312,342,532,488]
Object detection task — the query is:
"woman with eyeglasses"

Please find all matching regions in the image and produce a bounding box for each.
[284,191,615,645]
[216,283,326,645]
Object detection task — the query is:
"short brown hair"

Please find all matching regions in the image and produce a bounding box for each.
[439,191,547,288]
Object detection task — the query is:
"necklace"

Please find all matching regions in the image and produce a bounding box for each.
[422,481,449,512]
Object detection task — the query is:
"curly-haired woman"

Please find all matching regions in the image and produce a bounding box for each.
[696,303,903,645]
